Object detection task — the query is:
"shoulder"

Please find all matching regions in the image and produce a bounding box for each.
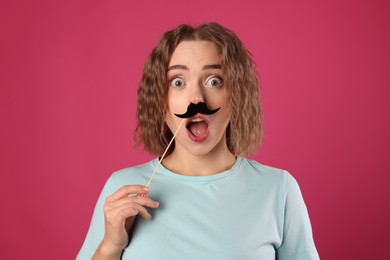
[241,157,284,174]
[240,157,293,181]
[103,159,157,191]
[238,157,301,194]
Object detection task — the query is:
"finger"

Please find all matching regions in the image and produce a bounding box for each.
[122,196,159,209]
[106,185,150,202]
[130,204,153,220]
[106,196,159,212]
[111,203,152,221]
[105,203,139,224]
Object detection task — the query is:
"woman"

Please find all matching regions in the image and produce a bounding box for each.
[77,23,319,260]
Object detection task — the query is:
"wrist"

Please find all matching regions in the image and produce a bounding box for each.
[93,240,123,260]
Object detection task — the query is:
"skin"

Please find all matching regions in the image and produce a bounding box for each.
[163,40,236,176]
[93,40,236,259]
[92,186,159,259]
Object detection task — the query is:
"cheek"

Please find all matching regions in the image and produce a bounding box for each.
[164,113,176,134]
[167,96,187,115]
[165,99,181,126]
[222,103,232,126]
[223,108,231,124]
[216,90,229,107]
[219,95,231,118]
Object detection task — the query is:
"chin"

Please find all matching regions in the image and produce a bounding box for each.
[183,145,214,157]
[187,138,228,157]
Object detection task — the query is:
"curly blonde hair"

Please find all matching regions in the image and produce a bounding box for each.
[135,22,262,156]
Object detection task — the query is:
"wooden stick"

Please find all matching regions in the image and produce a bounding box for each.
[146,119,185,187]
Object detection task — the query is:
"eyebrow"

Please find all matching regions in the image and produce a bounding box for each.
[167,64,222,72]
[203,64,222,70]
[167,65,188,71]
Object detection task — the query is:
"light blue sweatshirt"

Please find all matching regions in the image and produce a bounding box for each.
[78,157,319,259]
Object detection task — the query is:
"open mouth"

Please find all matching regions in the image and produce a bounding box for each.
[186,116,209,140]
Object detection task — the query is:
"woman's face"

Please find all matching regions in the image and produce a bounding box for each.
[165,40,231,157]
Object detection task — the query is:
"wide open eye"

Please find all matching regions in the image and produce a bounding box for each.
[205,76,223,87]
[170,77,186,88]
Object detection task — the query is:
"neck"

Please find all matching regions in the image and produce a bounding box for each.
[162,145,236,176]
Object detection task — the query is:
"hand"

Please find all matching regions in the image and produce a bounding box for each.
[93,185,159,259]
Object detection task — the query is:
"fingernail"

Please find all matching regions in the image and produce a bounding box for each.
[154,202,159,207]
[143,187,150,191]
[147,213,152,219]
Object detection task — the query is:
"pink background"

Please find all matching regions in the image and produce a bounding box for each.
[1,0,389,259]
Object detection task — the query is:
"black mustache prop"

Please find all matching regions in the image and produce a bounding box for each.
[174,102,220,119]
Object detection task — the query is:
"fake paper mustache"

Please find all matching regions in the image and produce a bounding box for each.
[174,102,220,119]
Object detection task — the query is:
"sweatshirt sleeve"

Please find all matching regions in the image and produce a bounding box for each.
[76,176,118,260]
[276,172,320,260]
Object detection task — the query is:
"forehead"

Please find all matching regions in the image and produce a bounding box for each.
[168,40,221,66]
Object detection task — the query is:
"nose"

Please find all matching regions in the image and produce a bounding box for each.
[189,82,205,104]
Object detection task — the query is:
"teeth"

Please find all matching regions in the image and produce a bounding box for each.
[190,118,204,123]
